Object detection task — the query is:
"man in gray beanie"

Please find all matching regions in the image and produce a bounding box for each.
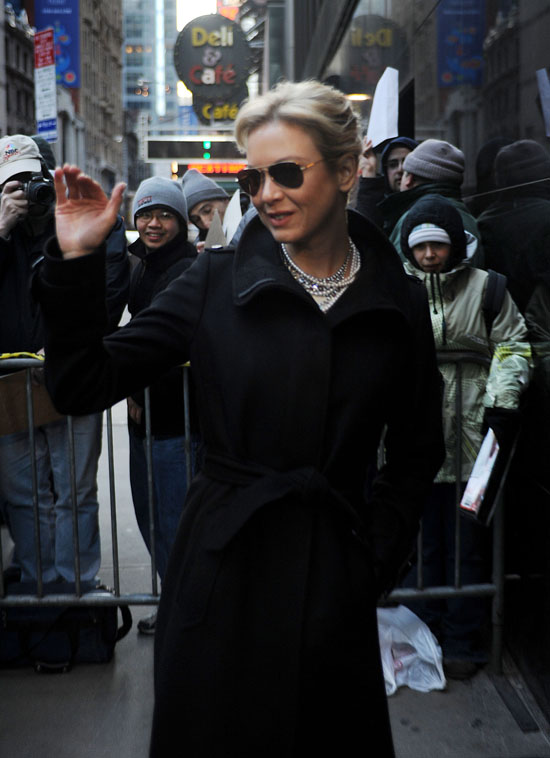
[127,174,200,634]
[378,138,484,265]
[401,139,465,187]
[182,169,229,251]
[132,176,188,232]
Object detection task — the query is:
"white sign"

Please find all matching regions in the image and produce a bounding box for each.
[222,188,242,243]
[366,66,399,149]
[34,29,57,143]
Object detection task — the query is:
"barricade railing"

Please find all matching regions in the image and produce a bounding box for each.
[387,351,511,674]
[0,356,181,609]
[0,353,515,673]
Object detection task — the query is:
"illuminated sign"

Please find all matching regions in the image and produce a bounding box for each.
[174,14,251,125]
[187,163,247,175]
[344,15,408,92]
[217,1,242,22]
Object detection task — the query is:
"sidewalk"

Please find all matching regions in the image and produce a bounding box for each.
[1,410,550,757]
[390,662,550,757]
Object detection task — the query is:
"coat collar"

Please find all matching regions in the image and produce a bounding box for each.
[129,231,196,269]
[232,208,416,327]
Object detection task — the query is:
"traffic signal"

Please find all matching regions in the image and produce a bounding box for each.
[202,140,211,159]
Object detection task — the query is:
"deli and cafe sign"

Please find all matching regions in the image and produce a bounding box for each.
[174,14,251,125]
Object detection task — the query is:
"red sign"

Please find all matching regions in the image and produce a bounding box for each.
[217,1,241,21]
[34,29,55,69]
[187,162,246,175]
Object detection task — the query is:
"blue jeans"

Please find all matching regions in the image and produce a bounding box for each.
[0,414,102,583]
[128,427,199,581]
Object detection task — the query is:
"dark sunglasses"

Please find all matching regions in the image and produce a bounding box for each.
[236,159,323,196]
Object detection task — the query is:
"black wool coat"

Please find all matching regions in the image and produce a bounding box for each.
[35,210,445,758]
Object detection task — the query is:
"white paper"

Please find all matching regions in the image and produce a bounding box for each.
[204,209,226,248]
[460,429,500,516]
[366,67,399,149]
[536,68,550,138]
[222,188,243,243]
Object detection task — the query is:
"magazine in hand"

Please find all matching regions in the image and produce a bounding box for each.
[460,429,500,524]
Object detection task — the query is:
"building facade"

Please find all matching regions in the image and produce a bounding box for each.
[80,0,124,190]
[307,0,550,193]
[123,0,179,127]
[0,3,35,137]
[2,0,125,188]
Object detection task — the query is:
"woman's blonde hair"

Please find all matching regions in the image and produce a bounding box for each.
[234,80,361,168]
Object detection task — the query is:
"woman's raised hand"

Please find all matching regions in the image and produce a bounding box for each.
[54,165,126,259]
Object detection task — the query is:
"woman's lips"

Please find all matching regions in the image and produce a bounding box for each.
[266,211,293,228]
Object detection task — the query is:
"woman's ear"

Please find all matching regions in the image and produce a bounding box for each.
[337,154,359,193]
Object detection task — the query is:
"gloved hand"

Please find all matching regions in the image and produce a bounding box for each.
[482,407,521,447]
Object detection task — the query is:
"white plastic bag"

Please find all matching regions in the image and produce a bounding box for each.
[377,605,446,696]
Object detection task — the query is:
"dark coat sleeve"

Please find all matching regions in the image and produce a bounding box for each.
[368,280,445,594]
[0,234,13,278]
[354,176,386,230]
[33,241,208,416]
[104,215,130,332]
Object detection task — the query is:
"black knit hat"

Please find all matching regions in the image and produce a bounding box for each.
[31,135,57,171]
[381,137,418,173]
[401,194,466,270]
[494,139,550,189]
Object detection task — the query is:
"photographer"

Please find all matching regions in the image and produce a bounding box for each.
[0,134,129,584]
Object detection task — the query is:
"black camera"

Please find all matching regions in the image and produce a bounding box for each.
[20,173,55,206]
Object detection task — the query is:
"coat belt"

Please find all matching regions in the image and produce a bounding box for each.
[202,452,369,552]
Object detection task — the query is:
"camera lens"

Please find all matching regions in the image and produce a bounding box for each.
[26,179,55,206]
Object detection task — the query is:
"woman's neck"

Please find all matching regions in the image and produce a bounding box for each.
[284,219,351,278]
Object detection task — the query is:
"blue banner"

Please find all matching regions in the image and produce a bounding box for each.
[437,0,485,88]
[35,0,80,88]
[179,105,200,131]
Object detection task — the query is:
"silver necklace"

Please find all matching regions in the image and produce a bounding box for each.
[281,238,361,311]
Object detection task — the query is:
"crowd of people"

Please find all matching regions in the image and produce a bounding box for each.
[0,78,549,755]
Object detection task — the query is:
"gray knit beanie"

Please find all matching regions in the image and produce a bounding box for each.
[132,176,188,225]
[403,139,464,185]
[182,168,228,212]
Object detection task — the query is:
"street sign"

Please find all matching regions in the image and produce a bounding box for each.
[34,29,57,143]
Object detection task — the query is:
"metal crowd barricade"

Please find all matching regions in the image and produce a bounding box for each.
[0,356,193,612]
[387,351,511,674]
[0,353,515,673]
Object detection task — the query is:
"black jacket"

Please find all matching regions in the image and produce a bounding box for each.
[35,209,444,757]
[478,186,550,314]
[354,174,386,228]
[127,231,197,437]
[0,214,128,353]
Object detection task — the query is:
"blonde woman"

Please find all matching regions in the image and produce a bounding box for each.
[35,81,444,757]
